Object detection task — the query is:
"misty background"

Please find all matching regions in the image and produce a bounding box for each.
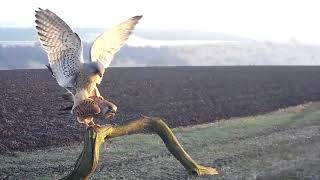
[1,0,320,69]
[1,27,320,69]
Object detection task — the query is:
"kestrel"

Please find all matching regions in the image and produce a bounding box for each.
[35,8,142,126]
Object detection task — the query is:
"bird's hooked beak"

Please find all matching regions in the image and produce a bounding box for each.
[97,76,103,84]
[87,61,105,83]
[97,72,104,84]
[95,62,105,78]
[98,72,103,78]
[93,66,104,78]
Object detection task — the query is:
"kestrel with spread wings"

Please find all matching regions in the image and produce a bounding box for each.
[35,8,142,126]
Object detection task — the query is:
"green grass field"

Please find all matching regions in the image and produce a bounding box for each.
[1,102,320,179]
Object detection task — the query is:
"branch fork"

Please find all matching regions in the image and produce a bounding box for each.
[62,116,218,179]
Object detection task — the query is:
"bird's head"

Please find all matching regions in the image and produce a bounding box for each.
[86,61,105,84]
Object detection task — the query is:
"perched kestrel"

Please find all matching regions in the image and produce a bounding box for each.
[35,8,142,126]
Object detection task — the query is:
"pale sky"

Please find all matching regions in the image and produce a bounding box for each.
[1,0,320,44]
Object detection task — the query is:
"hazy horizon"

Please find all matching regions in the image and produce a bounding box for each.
[1,0,320,69]
[1,0,320,44]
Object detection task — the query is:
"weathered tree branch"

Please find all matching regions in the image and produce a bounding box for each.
[62,116,218,180]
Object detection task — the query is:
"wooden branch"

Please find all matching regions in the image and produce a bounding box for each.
[62,116,218,179]
[61,126,113,180]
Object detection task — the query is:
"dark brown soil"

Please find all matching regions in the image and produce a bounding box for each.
[1,66,320,152]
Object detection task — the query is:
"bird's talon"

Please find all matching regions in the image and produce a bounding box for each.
[98,96,104,100]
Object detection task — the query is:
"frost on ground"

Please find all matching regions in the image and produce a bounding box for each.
[1,102,320,179]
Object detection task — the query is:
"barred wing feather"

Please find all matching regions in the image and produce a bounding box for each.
[35,8,83,88]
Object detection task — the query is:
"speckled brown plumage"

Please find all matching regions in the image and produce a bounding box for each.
[72,96,117,122]
[72,98,101,117]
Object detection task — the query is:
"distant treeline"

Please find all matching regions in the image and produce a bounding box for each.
[1,41,320,69]
[0,43,186,69]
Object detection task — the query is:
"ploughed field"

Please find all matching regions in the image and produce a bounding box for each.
[1,102,320,179]
[0,66,320,152]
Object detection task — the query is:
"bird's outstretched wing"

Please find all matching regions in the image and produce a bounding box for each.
[90,15,142,68]
[35,8,83,88]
